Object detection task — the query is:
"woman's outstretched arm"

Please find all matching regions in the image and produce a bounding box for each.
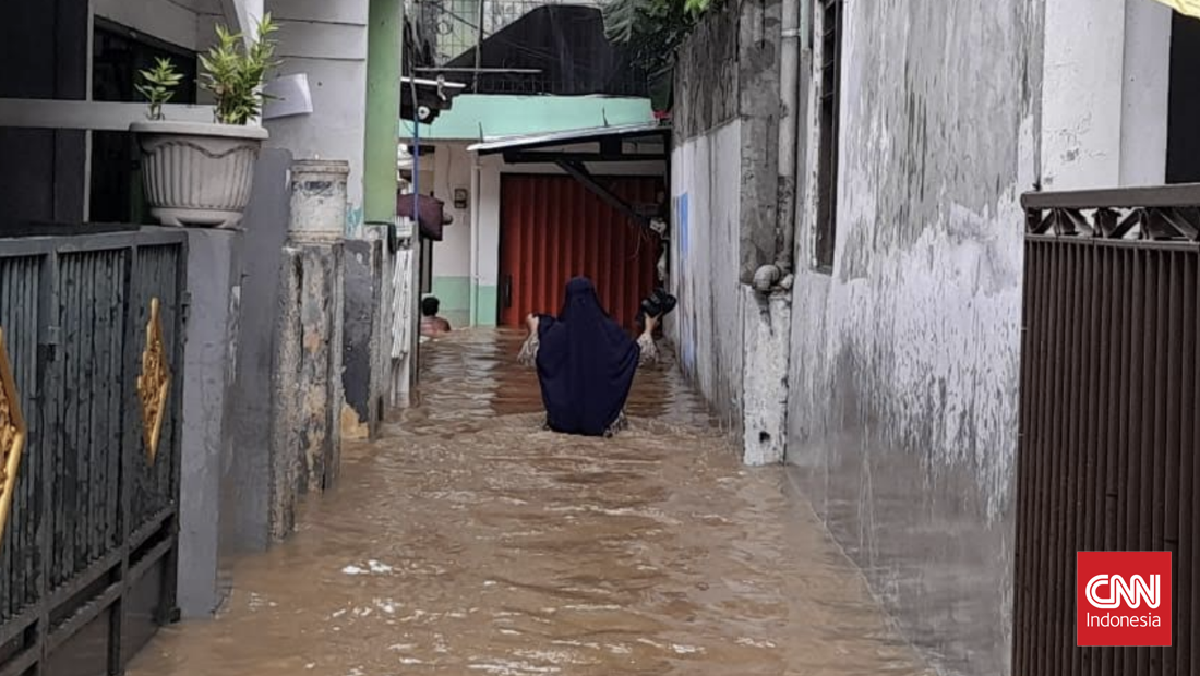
[517,313,541,366]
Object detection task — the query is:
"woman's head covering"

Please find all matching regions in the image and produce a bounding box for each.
[535,277,640,435]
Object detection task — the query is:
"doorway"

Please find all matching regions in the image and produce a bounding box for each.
[1167,11,1200,183]
[497,174,663,332]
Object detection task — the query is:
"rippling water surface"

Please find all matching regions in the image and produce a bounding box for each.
[128,329,934,676]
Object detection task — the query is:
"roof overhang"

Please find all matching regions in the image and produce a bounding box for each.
[467,121,670,233]
[400,76,468,124]
[466,121,669,157]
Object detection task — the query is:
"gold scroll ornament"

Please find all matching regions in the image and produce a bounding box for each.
[0,327,27,540]
[137,298,171,464]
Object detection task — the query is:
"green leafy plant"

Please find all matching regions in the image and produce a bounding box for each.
[135,58,183,121]
[603,0,716,78]
[199,13,280,125]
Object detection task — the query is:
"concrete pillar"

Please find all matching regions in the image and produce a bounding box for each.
[227,148,292,553]
[272,159,347,520]
[1119,0,1172,186]
[363,224,394,421]
[178,229,243,617]
[741,287,792,465]
[342,235,385,440]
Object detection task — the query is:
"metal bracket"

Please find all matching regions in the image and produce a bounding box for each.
[554,160,653,232]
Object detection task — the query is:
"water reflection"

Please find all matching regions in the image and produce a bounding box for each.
[128,329,933,676]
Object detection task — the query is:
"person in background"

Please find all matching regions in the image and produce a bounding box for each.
[516,277,661,437]
[420,296,452,338]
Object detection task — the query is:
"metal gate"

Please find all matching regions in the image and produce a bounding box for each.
[0,228,187,676]
[1015,185,1200,676]
[498,174,663,331]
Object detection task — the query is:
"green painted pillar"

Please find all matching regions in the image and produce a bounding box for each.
[364,0,403,226]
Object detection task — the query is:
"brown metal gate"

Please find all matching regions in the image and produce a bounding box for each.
[0,228,187,676]
[498,174,663,332]
[1016,185,1200,676]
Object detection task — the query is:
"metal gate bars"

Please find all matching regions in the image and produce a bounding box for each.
[0,228,187,676]
[1016,185,1200,676]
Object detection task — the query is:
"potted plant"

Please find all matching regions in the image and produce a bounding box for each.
[130,14,279,228]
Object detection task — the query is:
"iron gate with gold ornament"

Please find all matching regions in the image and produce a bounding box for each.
[0,228,187,676]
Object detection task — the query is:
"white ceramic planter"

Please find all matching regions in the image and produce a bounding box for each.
[130,120,269,229]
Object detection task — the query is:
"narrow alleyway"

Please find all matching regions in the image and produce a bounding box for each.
[128,330,934,676]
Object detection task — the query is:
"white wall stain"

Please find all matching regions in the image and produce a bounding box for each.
[785,1,1039,674]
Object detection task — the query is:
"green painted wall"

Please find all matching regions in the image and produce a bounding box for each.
[429,277,498,327]
[472,284,497,327]
[410,95,655,141]
[430,276,471,328]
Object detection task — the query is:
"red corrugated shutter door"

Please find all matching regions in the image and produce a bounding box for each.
[498,175,662,333]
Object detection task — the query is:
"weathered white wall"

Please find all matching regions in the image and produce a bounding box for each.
[669,120,744,430]
[1041,0,1170,189]
[786,1,1041,674]
[264,0,369,229]
[432,144,473,280]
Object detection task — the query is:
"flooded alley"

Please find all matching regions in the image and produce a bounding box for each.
[127,330,933,676]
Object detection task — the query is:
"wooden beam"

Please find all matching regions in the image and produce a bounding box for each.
[554,160,651,231]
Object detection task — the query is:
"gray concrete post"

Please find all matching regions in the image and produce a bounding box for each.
[178,229,243,617]
[342,235,385,440]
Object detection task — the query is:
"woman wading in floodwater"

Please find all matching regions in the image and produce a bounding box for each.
[518,276,674,437]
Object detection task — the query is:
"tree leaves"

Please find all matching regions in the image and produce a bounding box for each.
[602,0,717,76]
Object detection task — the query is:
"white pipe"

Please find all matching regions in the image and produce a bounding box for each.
[776,0,801,274]
[469,153,481,325]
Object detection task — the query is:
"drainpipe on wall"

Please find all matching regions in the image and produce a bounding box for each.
[469,154,481,325]
[776,0,801,276]
[755,0,804,293]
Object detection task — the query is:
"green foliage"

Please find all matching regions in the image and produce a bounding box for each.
[199,13,280,125]
[603,0,717,76]
[135,58,183,121]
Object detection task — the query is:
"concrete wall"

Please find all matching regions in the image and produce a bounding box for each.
[430,144,474,328]
[785,1,1042,674]
[669,122,745,430]
[265,0,370,232]
[667,0,782,431]
[1041,0,1171,190]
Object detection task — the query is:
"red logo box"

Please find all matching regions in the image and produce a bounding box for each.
[1077,551,1172,647]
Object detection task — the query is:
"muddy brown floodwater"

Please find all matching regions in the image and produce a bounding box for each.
[128,329,935,676]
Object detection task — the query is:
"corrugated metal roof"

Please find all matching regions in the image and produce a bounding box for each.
[466,121,668,154]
